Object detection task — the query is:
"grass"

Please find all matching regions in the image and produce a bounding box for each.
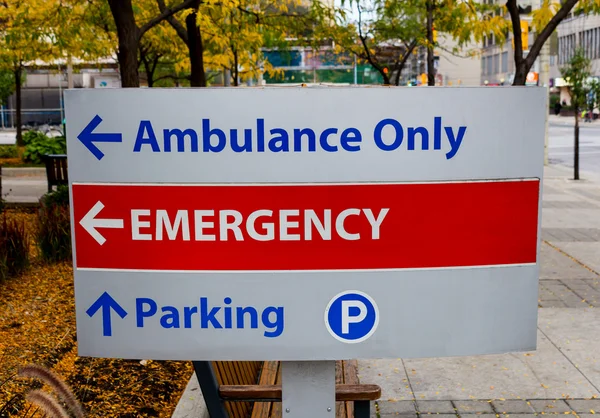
[0,210,193,417]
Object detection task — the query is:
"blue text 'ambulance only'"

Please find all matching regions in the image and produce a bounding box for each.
[133,117,467,160]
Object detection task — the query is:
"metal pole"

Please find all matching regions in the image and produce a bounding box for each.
[282,361,335,418]
[538,2,551,165]
[540,42,550,165]
[58,63,64,126]
[354,55,358,85]
[192,361,228,418]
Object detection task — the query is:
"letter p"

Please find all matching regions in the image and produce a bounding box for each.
[341,300,367,334]
[136,298,157,327]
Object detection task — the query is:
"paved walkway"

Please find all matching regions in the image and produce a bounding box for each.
[1,167,46,203]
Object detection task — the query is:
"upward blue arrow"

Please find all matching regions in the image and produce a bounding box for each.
[86,291,128,337]
[78,115,123,161]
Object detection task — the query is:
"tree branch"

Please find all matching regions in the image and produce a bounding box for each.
[139,0,197,39]
[356,4,381,73]
[156,0,189,43]
[506,0,523,67]
[154,73,191,82]
[394,39,417,85]
[524,0,578,69]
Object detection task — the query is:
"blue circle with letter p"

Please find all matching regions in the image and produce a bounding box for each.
[325,290,379,344]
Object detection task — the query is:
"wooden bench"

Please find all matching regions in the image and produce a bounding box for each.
[193,360,380,418]
[42,154,68,193]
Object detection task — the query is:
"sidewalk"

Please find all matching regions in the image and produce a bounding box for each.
[172,164,600,418]
[1,167,46,203]
[549,113,600,127]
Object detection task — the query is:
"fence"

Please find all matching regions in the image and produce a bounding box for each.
[0,108,63,129]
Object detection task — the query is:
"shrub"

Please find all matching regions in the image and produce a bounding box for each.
[41,185,70,208]
[0,214,30,281]
[23,132,66,165]
[0,145,18,158]
[37,188,71,262]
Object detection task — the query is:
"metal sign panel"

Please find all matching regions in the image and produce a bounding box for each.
[65,87,545,361]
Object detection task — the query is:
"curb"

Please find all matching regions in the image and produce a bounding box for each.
[171,373,208,418]
[0,167,46,177]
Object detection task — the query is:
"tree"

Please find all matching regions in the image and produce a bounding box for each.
[136,1,189,87]
[0,70,16,107]
[158,0,312,87]
[156,0,207,87]
[329,0,424,86]
[0,0,57,146]
[561,48,590,180]
[106,0,196,87]
[507,0,580,86]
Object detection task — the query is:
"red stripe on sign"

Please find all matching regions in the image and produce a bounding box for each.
[72,181,540,271]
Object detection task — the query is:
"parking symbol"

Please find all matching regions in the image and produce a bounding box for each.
[324,290,379,343]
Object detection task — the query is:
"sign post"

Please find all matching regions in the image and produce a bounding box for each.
[66,87,545,416]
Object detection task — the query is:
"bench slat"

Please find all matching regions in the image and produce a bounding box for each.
[336,361,347,418]
[220,384,381,402]
[251,361,279,418]
[343,360,360,417]
[269,365,283,418]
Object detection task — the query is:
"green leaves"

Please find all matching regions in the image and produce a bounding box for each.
[561,48,592,112]
[22,132,67,165]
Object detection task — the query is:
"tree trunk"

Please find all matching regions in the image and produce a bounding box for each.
[186,2,206,87]
[143,59,154,88]
[15,67,22,147]
[426,0,435,86]
[394,41,418,86]
[574,109,580,180]
[107,0,140,87]
[513,63,529,86]
[233,50,239,87]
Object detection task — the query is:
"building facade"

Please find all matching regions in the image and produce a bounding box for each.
[554,14,600,105]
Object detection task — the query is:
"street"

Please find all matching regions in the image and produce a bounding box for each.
[549,118,600,175]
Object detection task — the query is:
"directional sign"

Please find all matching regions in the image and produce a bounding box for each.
[65,88,545,361]
[77,115,123,161]
[86,292,128,336]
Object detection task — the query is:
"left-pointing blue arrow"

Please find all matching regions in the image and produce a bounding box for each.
[78,115,123,161]
[86,291,128,337]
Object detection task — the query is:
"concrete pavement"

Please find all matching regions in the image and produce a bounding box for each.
[548,114,600,177]
[1,167,46,203]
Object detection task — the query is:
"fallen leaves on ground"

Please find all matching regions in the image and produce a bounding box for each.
[0,211,193,417]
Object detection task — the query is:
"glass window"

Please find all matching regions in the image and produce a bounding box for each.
[502,51,508,72]
[494,54,500,74]
[487,55,493,75]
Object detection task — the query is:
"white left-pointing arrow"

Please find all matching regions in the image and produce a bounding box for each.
[80,201,124,245]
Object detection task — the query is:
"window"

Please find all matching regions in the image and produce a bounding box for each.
[558,37,562,65]
[550,55,555,66]
[487,56,493,75]
[494,54,500,74]
[502,51,508,72]
[482,56,486,75]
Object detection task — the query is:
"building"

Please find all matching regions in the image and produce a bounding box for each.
[553,14,600,105]
[2,60,120,128]
[479,0,558,87]
[436,34,481,86]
